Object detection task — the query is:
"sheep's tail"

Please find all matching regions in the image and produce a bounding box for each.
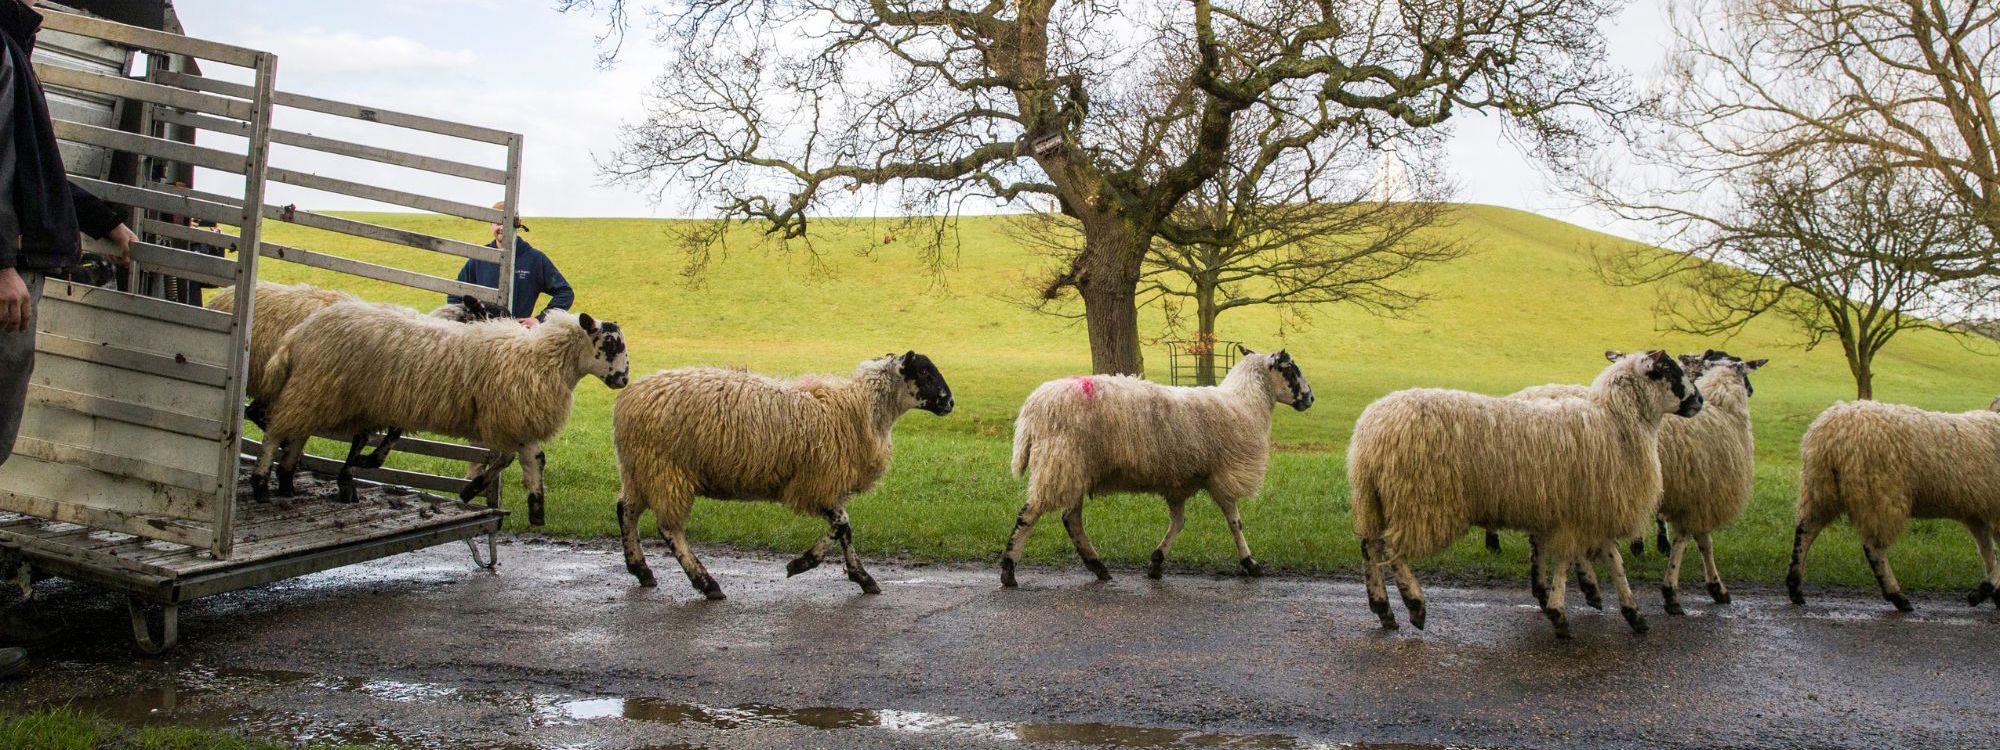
[259,336,296,406]
[1010,418,1033,478]
[1350,469,1382,539]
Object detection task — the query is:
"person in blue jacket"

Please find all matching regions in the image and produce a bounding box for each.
[446,201,573,328]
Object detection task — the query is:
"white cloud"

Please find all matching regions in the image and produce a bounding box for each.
[236,29,478,78]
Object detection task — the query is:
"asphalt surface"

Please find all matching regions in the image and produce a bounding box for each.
[2,536,1995,750]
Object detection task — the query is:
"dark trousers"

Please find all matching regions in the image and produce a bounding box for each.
[0,270,42,466]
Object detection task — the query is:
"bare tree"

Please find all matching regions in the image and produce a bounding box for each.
[566,0,1626,375]
[1611,151,1998,399]
[1590,0,2000,278]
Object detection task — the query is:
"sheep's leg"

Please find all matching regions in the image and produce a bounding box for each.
[1361,538,1396,630]
[1061,505,1110,582]
[354,428,402,470]
[1214,495,1261,577]
[1543,553,1572,639]
[1786,519,1824,605]
[1147,493,1191,580]
[1528,535,1547,609]
[1655,517,1671,555]
[617,497,656,588]
[458,452,515,503]
[1000,503,1043,588]
[1484,528,1501,555]
[334,433,370,504]
[1861,542,1913,612]
[1662,525,1691,616]
[1696,532,1728,604]
[275,438,304,498]
[1600,542,1647,634]
[250,433,283,502]
[785,519,838,578]
[662,522,723,600]
[1387,551,1426,630]
[1968,521,1997,608]
[244,398,270,431]
[1629,538,1645,559]
[828,507,881,595]
[520,446,547,526]
[1572,558,1603,610]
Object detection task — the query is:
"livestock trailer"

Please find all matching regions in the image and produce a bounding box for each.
[0,6,525,652]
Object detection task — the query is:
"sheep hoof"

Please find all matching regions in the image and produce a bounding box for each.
[1240,557,1264,577]
[1582,589,1604,611]
[1084,559,1111,582]
[1786,575,1806,606]
[785,555,821,577]
[276,473,297,498]
[851,574,882,595]
[1146,550,1165,580]
[1662,587,1686,616]
[1483,531,1501,554]
[1405,599,1426,630]
[334,483,358,504]
[251,477,270,503]
[1707,582,1730,604]
[631,566,657,588]
[1369,598,1397,630]
[701,581,727,600]
[1888,593,1913,613]
[1544,609,1571,639]
[1966,582,1994,606]
[1000,560,1018,589]
[1622,606,1649,634]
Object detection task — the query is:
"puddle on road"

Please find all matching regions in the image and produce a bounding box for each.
[40,664,1463,750]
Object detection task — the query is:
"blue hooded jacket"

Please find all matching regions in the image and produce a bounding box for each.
[447,237,574,319]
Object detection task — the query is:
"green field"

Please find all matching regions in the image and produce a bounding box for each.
[0,709,376,750]
[236,205,1998,593]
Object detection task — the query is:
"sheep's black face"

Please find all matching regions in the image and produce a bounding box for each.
[898,351,953,415]
[1691,350,1768,398]
[461,296,505,322]
[1270,350,1313,411]
[580,314,630,389]
[1642,350,1703,418]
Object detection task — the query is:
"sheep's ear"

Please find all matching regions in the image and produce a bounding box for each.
[1678,354,1702,370]
[1702,348,1721,360]
[1237,344,1254,356]
[1603,350,1623,363]
[579,313,597,333]
[1743,358,1768,371]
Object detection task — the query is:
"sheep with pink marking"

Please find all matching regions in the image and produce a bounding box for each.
[1002,348,1314,587]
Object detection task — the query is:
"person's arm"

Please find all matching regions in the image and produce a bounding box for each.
[0,50,28,332]
[67,181,136,263]
[538,254,573,314]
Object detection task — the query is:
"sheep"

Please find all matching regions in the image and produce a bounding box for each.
[1001,348,1314,587]
[1498,350,1767,615]
[1348,350,1703,637]
[612,353,953,599]
[1789,399,2000,612]
[251,304,628,507]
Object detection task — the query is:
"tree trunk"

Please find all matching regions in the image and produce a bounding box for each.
[1195,282,1219,386]
[1074,222,1148,376]
[1845,346,1874,400]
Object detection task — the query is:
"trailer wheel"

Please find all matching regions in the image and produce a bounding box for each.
[126,597,178,654]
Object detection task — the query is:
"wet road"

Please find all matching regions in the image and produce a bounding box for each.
[2,536,1995,749]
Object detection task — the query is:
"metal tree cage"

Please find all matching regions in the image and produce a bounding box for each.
[1164,337,1243,386]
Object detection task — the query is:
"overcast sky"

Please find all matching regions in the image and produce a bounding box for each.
[167,0,1674,238]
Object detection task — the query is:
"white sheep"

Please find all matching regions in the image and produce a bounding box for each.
[1501,350,1766,615]
[612,353,953,599]
[1347,351,1703,637]
[1789,399,2000,611]
[208,282,505,483]
[1001,348,1314,587]
[251,303,628,507]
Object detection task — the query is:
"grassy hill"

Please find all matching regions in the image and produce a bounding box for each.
[239,205,1999,593]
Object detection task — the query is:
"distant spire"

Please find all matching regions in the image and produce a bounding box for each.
[1371,146,1413,203]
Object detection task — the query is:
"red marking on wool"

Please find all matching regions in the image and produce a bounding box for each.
[1071,376,1098,400]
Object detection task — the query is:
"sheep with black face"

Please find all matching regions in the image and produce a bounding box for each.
[1002,348,1314,587]
[1348,350,1702,637]
[613,352,953,599]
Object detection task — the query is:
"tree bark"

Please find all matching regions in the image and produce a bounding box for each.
[1195,281,1219,386]
[1846,347,1875,400]
[1074,224,1147,376]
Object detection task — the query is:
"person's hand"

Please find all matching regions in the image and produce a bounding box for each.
[100,224,137,266]
[1,268,31,333]
[517,317,539,329]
